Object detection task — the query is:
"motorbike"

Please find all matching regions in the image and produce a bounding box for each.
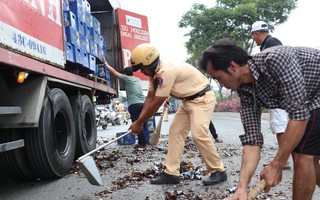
[95,105,113,129]
[126,111,130,121]
[95,105,128,127]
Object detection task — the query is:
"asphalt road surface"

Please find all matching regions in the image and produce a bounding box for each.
[0,112,319,200]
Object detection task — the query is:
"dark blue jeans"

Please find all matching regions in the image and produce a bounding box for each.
[128,103,148,146]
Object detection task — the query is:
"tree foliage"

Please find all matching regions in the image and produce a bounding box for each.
[179,0,297,66]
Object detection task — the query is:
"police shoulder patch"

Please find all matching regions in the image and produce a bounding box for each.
[157,77,164,87]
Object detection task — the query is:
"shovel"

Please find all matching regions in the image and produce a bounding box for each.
[76,131,131,186]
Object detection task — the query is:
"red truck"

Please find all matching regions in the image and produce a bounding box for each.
[0,0,149,180]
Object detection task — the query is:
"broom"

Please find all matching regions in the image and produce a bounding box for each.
[149,111,164,146]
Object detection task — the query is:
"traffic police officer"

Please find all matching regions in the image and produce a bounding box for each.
[129,43,227,185]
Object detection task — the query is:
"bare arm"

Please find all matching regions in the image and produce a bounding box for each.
[143,90,155,107]
[138,96,166,124]
[261,119,308,192]
[229,145,261,200]
[102,53,121,79]
[274,119,307,167]
[129,90,167,134]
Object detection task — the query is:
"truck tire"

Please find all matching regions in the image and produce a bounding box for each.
[70,95,97,158]
[0,129,35,180]
[25,88,76,178]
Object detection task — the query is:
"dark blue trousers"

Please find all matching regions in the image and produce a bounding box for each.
[128,103,148,146]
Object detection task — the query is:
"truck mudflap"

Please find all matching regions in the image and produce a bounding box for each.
[0,73,47,128]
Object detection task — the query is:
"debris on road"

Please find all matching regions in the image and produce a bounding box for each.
[76,134,296,199]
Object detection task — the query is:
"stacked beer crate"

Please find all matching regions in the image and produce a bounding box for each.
[96,64,111,86]
[62,0,107,79]
[116,116,156,145]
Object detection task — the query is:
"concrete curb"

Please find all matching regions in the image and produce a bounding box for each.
[213,112,269,121]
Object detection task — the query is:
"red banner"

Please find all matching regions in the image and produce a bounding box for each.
[117,8,150,80]
[0,0,64,66]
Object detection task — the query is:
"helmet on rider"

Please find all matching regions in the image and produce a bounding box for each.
[131,43,160,73]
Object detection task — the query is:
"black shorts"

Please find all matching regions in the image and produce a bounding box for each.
[294,108,320,155]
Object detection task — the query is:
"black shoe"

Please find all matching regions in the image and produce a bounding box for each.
[150,172,180,185]
[202,171,227,185]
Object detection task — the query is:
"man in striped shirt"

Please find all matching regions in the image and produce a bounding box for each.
[199,38,320,200]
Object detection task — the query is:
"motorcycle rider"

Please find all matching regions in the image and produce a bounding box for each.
[114,100,128,125]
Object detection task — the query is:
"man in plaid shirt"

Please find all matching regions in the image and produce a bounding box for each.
[199,38,320,200]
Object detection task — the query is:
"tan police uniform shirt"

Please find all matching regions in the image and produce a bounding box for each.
[148,60,209,98]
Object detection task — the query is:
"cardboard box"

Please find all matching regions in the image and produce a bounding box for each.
[89,40,98,57]
[116,132,135,145]
[74,46,83,65]
[85,13,93,28]
[96,45,102,61]
[78,20,86,35]
[85,24,91,39]
[79,33,89,53]
[69,0,85,21]
[82,51,89,68]
[62,0,69,11]
[83,0,90,12]
[89,27,99,43]
[107,80,111,87]
[65,42,75,62]
[96,64,106,78]
[63,11,77,29]
[98,34,105,47]
[89,54,96,72]
[92,16,101,34]
[65,26,80,48]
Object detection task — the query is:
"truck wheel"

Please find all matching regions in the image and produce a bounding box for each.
[0,129,35,180]
[70,95,97,158]
[25,88,76,178]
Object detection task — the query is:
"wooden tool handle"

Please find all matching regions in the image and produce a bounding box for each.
[248,179,266,200]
